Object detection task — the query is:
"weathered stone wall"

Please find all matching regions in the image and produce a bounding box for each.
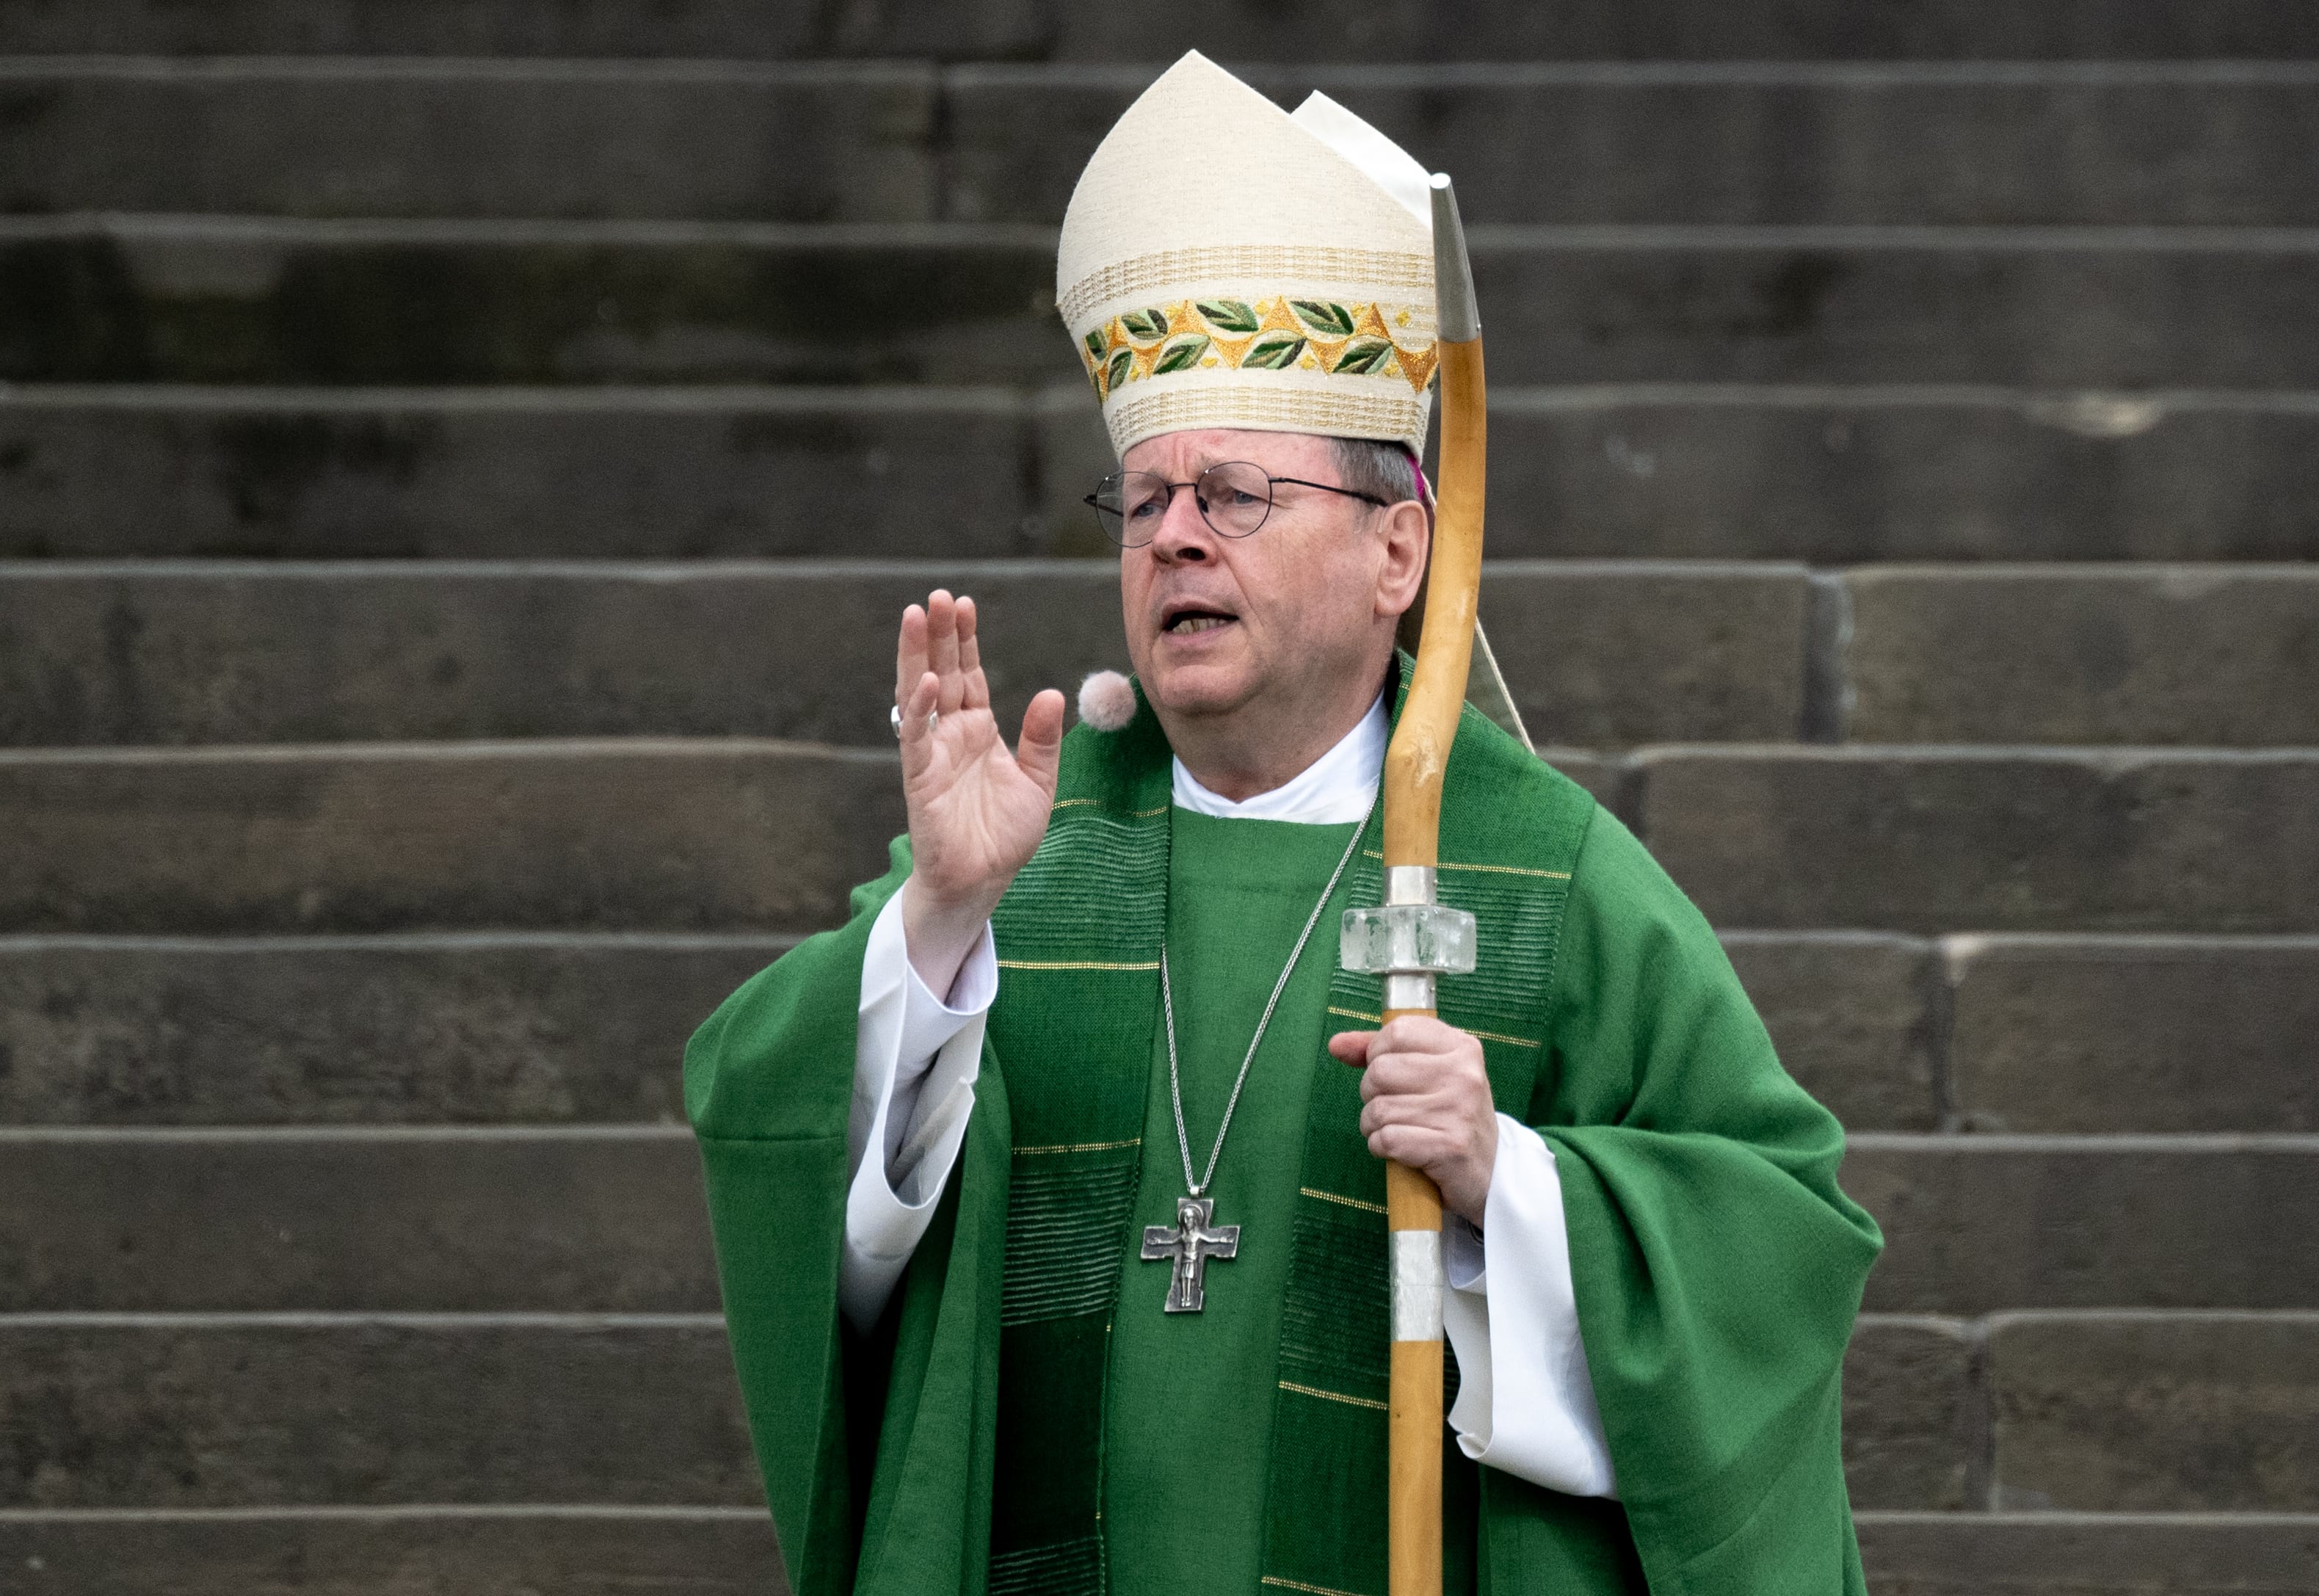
[1,5,2315,1590]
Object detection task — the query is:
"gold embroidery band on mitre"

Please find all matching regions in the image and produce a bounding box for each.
[1103,385,1431,461]
[1077,294,1440,401]
[1058,244,1433,327]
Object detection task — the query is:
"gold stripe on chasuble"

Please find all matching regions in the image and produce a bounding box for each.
[1299,1187,1387,1216]
[1278,1380,1389,1412]
[995,959,1160,971]
[1262,1576,1372,1596]
[1360,848,1571,881]
[1050,797,1169,819]
[1326,999,1535,1051]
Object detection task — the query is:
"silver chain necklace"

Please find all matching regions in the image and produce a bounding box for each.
[1140,790,1376,1313]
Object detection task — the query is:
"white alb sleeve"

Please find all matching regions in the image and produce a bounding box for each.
[839,891,995,1330]
[1440,1114,1619,1499]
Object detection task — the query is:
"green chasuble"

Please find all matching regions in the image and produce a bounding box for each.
[1107,810,1357,1596]
[685,661,1884,1596]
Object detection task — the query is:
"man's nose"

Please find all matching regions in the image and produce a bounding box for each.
[1149,483,1214,563]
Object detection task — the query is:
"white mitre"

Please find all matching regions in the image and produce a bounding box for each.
[1056,52,1440,459]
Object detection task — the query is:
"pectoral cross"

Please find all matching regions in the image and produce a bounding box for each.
[1142,1195,1239,1313]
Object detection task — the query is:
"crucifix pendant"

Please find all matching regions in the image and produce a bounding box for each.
[1142,1194,1240,1313]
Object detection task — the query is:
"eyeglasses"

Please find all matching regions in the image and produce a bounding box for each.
[1084,460,1392,548]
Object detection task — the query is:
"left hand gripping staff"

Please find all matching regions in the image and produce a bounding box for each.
[1340,170,1486,1596]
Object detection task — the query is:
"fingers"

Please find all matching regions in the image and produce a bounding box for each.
[898,670,940,771]
[1014,689,1068,796]
[1327,1031,1375,1067]
[925,590,965,714]
[1375,1013,1463,1055]
[957,595,991,711]
[896,603,929,705]
[1358,1089,1492,1157]
[1360,1119,1465,1167]
[1348,1020,1496,1221]
[1355,1024,1491,1108]
[1360,1096,1498,1224]
[1359,1084,1466,1131]
[901,590,1000,724]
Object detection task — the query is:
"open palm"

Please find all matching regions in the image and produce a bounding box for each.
[896,591,1066,958]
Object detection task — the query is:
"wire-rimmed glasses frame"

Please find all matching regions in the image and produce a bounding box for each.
[1084,460,1392,548]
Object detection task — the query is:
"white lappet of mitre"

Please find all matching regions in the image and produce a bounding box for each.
[1056,51,1441,460]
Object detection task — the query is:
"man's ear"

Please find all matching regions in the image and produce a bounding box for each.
[1375,498,1431,620]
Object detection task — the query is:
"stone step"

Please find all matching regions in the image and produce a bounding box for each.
[5,1129,2311,1314]
[5,1509,2315,1596]
[0,934,791,1125]
[1481,386,2319,563]
[0,1128,718,1313]
[1946,935,2319,1135]
[0,931,1928,1131]
[0,59,942,225]
[1840,565,2319,745]
[0,218,1057,389]
[2,1,2312,60]
[0,1316,762,1506]
[1719,932,1941,1133]
[12,217,2319,390]
[0,1508,788,1596]
[1850,1136,2319,1315]
[0,1313,2020,1513]
[0,386,1068,562]
[949,65,2319,229]
[11,385,2319,565]
[0,560,1815,750]
[0,741,904,935]
[4,744,2310,935]
[1637,747,2319,935]
[6,562,2315,750]
[1727,932,2319,1138]
[14,62,2319,228]
[1,932,2304,1136]
[1990,1312,2319,1512]
[1854,1512,2319,1595]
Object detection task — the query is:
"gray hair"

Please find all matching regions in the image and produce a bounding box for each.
[1330,436,1422,510]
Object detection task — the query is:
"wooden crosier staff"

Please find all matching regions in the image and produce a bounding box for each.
[1343,171,1485,1596]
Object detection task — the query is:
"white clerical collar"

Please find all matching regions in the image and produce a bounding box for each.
[1171,692,1387,825]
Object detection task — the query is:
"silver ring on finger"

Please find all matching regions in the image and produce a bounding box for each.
[891,704,937,739]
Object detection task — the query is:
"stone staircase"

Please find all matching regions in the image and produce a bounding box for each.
[2,4,2317,1592]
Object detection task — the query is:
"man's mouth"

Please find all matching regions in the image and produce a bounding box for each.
[1162,606,1237,636]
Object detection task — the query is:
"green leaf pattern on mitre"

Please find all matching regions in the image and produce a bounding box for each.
[1153,335,1212,376]
[1082,296,1431,396]
[1289,300,1358,337]
[1194,299,1261,333]
[1241,335,1307,371]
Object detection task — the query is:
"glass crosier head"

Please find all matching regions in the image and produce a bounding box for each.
[1055,51,1442,463]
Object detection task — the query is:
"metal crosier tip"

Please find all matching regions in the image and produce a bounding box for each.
[1429,173,1480,343]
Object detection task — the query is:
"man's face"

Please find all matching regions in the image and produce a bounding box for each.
[1116,429,1421,725]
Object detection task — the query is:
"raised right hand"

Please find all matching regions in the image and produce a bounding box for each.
[896,590,1067,995]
